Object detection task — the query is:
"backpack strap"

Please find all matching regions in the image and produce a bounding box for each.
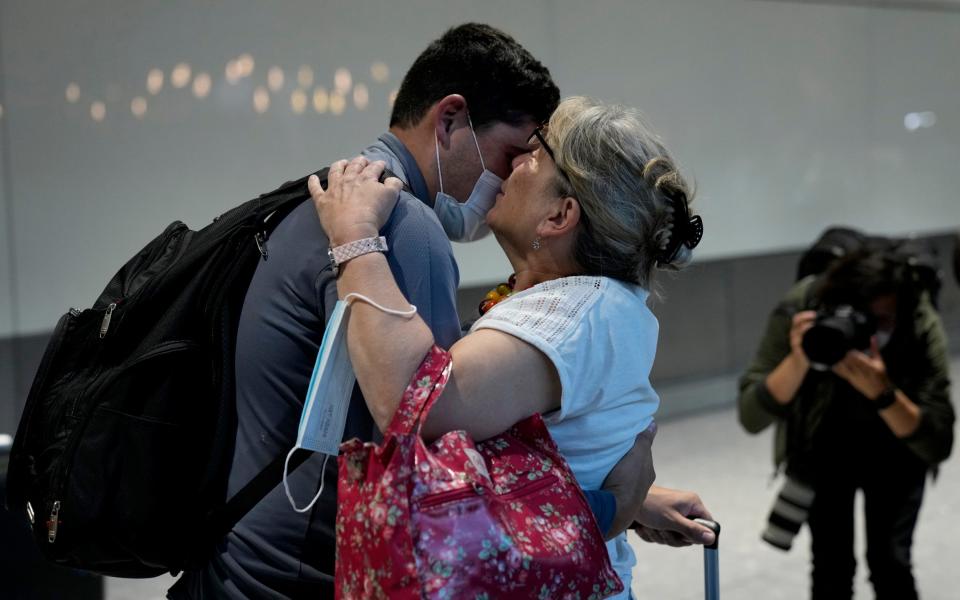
[256,166,411,222]
[252,166,411,259]
[205,450,311,546]
[204,165,413,546]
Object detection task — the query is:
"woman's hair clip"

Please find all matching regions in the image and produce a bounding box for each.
[656,192,703,266]
[685,214,704,249]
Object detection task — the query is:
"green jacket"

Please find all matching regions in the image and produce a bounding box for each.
[738,277,954,472]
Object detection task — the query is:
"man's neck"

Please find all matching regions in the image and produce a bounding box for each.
[389,125,439,200]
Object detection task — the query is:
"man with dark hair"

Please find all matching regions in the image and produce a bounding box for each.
[739,248,954,600]
[166,23,561,600]
[389,24,558,131]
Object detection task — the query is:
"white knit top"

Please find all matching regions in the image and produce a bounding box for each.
[471,275,660,595]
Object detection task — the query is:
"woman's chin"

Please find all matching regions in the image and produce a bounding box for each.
[485,217,504,239]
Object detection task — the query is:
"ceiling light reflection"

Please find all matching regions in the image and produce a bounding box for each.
[353,84,369,110]
[131,97,147,118]
[193,73,212,98]
[237,54,255,78]
[253,87,270,113]
[268,67,285,92]
[291,89,307,114]
[147,69,164,94]
[313,87,329,113]
[334,68,352,95]
[171,63,192,89]
[330,92,346,115]
[226,60,242,84]
[904,111,937,131]
[66,83,81,103]
[370,62,389,83]
[91,101,106,122]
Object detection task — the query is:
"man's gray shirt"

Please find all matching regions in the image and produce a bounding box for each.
[172,134,460,599]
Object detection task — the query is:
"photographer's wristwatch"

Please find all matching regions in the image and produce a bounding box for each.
[873,385,898,410]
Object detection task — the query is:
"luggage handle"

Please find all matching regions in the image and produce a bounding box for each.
[692,518,721,600]
[693,517,720,549]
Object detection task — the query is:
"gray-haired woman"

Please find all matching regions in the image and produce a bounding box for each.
[310,97,712,597]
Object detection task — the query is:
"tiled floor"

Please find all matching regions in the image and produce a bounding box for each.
[108,356,960,600]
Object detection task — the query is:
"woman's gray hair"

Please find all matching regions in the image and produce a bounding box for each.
[547,97,695,289]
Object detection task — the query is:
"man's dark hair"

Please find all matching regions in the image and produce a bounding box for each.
[816,249,920,318]
[390,23,559,131]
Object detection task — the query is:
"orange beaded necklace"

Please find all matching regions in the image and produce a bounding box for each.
[478,273,516,315]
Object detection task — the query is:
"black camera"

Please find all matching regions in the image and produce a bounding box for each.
[801,305,876,371]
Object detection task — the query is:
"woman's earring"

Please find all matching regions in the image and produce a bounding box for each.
[532,237,542,250]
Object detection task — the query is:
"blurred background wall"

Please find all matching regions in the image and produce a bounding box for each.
[1,0,959,433]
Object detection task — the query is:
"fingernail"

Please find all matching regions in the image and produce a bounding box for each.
[703,531,715,544]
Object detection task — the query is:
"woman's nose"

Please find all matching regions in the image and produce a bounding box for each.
[511,152,532,170]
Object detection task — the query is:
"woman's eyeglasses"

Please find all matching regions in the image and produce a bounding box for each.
[528,126,573,185]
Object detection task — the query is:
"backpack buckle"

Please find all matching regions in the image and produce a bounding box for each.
[255,232,268,259]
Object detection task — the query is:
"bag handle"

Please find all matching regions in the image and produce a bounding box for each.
[384,345,452,438]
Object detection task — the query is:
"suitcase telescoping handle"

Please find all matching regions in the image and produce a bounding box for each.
[693,518,721,600]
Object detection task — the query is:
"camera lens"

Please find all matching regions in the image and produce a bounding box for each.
[763,476,815,551]
[802,306,875,370]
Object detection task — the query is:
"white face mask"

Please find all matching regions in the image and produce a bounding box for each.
[433,115,503,242]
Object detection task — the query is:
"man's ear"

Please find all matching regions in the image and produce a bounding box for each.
[540,196,582,239]
[433,94,468,150]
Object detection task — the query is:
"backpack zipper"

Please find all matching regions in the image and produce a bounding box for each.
[99,302,117,339]
[47,500,61,543]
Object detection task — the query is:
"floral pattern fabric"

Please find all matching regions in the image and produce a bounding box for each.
[335,346,623,599]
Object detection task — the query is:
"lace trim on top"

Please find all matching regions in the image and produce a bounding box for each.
[471,276,605,346]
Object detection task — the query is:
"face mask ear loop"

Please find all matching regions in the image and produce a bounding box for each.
[434,135,444,195]
[467,113,486,172]
[283,447,331,514]
[343,292,418,317]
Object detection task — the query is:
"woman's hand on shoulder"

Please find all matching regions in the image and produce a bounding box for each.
[308,156,404,246]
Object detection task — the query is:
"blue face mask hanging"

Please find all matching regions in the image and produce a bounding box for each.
[283,293,417,513]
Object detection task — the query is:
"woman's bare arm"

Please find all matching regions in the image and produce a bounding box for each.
[311,158,559,438]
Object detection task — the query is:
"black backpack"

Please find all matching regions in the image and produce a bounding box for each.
[4,167,400,577]
[796,226,944,308]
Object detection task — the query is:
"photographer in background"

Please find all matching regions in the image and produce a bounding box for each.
[738,248,954,600]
